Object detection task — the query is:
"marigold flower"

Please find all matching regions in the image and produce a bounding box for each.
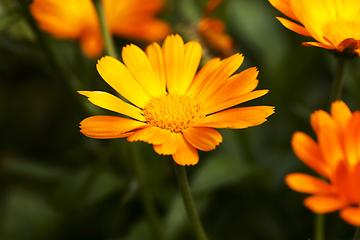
[30,0,171,57]
[78,34,274,166]
[198,0,234,58]
[287,101,360,226]
[269,0,360,56]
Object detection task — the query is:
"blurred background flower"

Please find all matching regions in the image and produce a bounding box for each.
[287,101,360,226]
[30,0,171,57]
[269,0,360,57]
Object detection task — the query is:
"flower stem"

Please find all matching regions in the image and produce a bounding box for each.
[314,213,324,240]
[353,227,360,240]
[91,0,118,58]
[329,56,347,105]
[174,163,208,240]
[131,143,166,240]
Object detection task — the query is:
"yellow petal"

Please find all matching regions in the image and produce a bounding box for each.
[340,207,360,226]
[183,127,223,151]
[285,173,333,194]
[172,134,199,166]
[96,56,151,108]
[145,42,166,95]
[153,133,179,155]
[80,115,146,139]
[304,195,347,213]
[176,41,202,94]
[78,91,145,121]
[291,132,330,178]
[195,106,274,129]
[127,126,171,145]
[163,34,185,94]
[276,17,311,37]
[122,44,163,98]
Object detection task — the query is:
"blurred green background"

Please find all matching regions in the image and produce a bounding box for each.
[1,0,360,239]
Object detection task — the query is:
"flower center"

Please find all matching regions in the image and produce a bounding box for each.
[143,94,205,133]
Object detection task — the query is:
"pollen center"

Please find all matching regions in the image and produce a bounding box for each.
[143,94,205,133]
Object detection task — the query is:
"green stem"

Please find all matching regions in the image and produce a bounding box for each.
[174,163,208,240]
[353,227,360,240]
[91,0,118,58]
[329,56,347,104]
[314,213,324,240]
[131,143,166,240]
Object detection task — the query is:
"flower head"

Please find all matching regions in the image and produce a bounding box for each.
[287,101,360,226]
[30,0,171,57]
[78,34,274,166]
[269,0,360,57]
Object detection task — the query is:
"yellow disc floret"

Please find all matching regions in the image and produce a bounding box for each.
[143,94,205,133]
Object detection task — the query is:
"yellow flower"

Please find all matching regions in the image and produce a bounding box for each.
[78,34,274,166]
[30,0,171,58]
[287,101,360,226]
[269,0,360,56]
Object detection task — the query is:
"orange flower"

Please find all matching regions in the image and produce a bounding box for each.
[30,0,171,57]
[269,0,360,56]
[197,0,234,58]
[287,101,360,226]
[78,34,274,166]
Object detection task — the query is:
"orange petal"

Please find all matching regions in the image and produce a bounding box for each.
[331,100,352,131]
[302,41,335,50]
[80,115,146,139]
[285,173,333,194]
[30,0,87,39]
[78,91,145,121]
[80,30,103,58]
[268,0,299,22]
[291,132,330,178]
[345,111,360,166]
[96,56,151,108]
[186,57,222,97]
[203,67,259,112]
[145,42,166,95]
[153,133,179,155]
[106,0,170,42]
[122,44,163,98]
[172,134,199,166]
[196,53,244,103]
[204,90,269,115]
[195,106,274,129]
[340,206,360,226]
[304,195,347,213]
[183,127,223,151]
[276,17,311,37]
[333,161,352,201]
[127,126,170,145]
